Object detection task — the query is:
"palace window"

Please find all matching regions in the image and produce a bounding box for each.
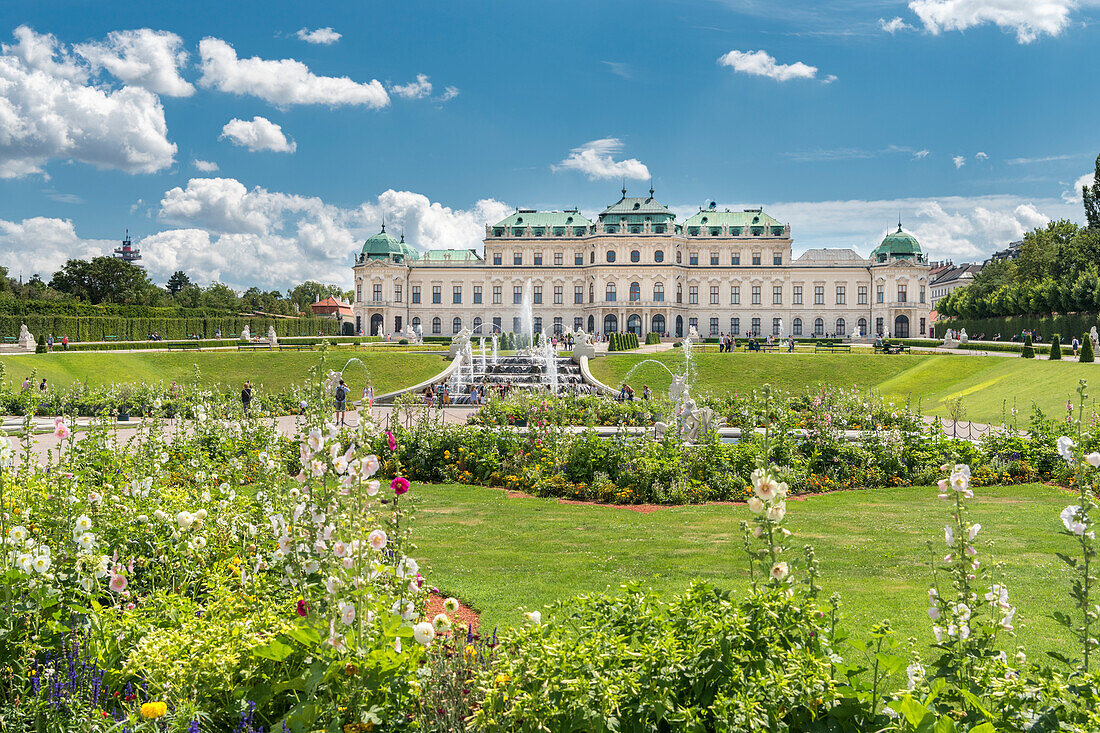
[731,286,740,305]
[676,284,682,304]
[473,286,482,304]
[793,318,803,336]
[514,253,522,265]
[432,317,441,335]
[731,253,740,265]
[412,286,421,304]
[773,286,782,305]
[858,285,867,305]
[752,253,761,266]
[689,317,699,332]
[876,317,884,335]
[773,253,782,265]
[574,317,583,331]
[654,250,664,263]
[606,283,617,302]
[710,317,719,336]
[533,285,542,304]
[355,283,361,302]
[395,284,402,303]
[575,252,583,265]
[432,285,441,304]
[920,317,926,334]
[574,286,583,304]
[710,253,719,265]
[412,316,421,330]
[554,285,563,304]
[710,285,719,305]
[689,253,699,265]
[473,317,482,333]
[533,252,543,266]
[589,285,594,303]
[452,317,462,334]
[814,318,824,337]
[751,317,761,335]
[553,317,563,335]
[653,283,664,301]
[898,285,907,303]
[631,250,640,263]
[453,286,462,304]
[835,286,845,305]
[493,286,502,304]
[773,318,781,336]
[554,252,563,266]
[920,285,926,303]
[630,282,641,301]
[676,251,682,264]
[752,286,761,305]
[373,284,382,302]
[606,250,616,263]
[730,317,740,335]
[590,251,595,264]
[877,285,885,303]
[689,286,698,304]
[836,318,846,335]
[793,285,802,305]
[492,316,502,332]
[513,286,522,304]
[814,286,824,305]
[533,317,542,333]
[858,317,867,334]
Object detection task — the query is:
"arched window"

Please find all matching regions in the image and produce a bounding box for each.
[432,317,442,334]
[814,318,824,337]
[629,282,640,301]
[836,317,846,336]
[654,250,664,263]
[676,250,682,264]
[412,316,421,329]
[605,282,617,302]
[553,317,563,335]
[793,318,802,336]
[627,314,642,334]
[603,314,618,333]
[630,250,640,263]
[606,249,616,263]
[587,314,595,332]
[857,317,867,335]
[653,282,664,301]
[452,317,462,334]
[894,314,910,338]
[651,314,665,335]
[473,317,483,334]
[676,283,682,303]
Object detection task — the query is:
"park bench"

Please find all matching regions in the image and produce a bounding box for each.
[874,343,911,354]
[277,344,314,351]
[105,335,118,341]
[167,342,202,351]
[2,336,16,343]
[237,344,272,351]
[814,343,851,353]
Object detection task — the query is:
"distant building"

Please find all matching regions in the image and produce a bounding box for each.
[929,262,983,308]
[351,190,932,339]
[113,231,142,268]
[987,240,1023,263]
[310,296,353,320]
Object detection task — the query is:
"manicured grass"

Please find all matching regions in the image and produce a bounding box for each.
[0,351,448,396]
[412,482,1075,656]
[590,351,1099,424]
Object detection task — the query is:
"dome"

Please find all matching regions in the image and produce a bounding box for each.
[871,224,923,262]
[361,225,417,262]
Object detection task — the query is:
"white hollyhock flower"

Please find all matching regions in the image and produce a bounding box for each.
[1057,436,1075,462]
[366,480,380,496]
[340,602,355,625]
[906,663,924,690]
[770,562,789,580]
[32,555,51,573]
[414,621,436,646]
[1087,452,1100,468]
[8,526,28,543]
[74,515,93,532]
[765,503,786,522]
[944,526,954,545]
[433,613,452,633]
[525,610,542,625]
[363,455,380,476]
[747,497,763,514]
[76,533,96,551]
[968,524,981,541]
[368,529,387,550]
[443,597,460,613]
[176,512,194,530]
[754,476,780,501]
[307,429,323,452]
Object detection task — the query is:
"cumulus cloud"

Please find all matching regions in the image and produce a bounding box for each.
[0,26,176,178]
[975,151,989,161]
[197,38,388,108]
[953,155,967,168]
[553,138,650,181]
[220,116,296,153]
[146,177,511,288]
[295,27,341,45]
[0,216,112,275]
[1063,172,1096,204]
[74,29,193,96]
[390,73,432,99]
[717,49,821,82]
[193,159,218,172]
[908,0,1079,43]
[880,17,916,33]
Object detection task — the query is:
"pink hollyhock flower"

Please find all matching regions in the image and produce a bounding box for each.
[386,431,397,452]
[296,599,309,617]
[392,477,409,495]
[109,574,127,593]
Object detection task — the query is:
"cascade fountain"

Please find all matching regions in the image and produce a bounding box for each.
[491,333,499,365]
[520,280,534,351]
[540,331,559,396]
[480,337,487,372]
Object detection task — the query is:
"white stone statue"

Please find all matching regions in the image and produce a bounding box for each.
[267,326,278,346]
[688,325,700,341]
[240,325,250,341]
[1091,326,1099,350]
[448,327,473,358]
[18,323,34,351]
[668,375,688,406]
[570,329,596,361]
[959,328,969,344]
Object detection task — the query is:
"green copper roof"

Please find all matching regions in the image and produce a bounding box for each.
[491,210,592,229]
[871,225,922,259]
[421,249,483,262]
[598,192,675,221]
[361,226,418,261]
[682,207,782,228]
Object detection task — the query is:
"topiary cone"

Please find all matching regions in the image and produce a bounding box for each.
[1082,334,1095,363]
[1021,334,1035,359]
[1050,334,1062,360]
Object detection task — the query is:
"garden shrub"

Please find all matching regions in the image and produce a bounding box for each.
[645,331,661,345]
[1082,335,1095,363]
[1022,334,1035,358]
[34,333,45,353]
[1050,334,1062,360]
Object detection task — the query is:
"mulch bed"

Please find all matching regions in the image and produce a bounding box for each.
[426,592,481,633]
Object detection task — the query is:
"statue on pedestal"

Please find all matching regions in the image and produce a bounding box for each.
[240,325,250,341]
[267,326,278,346]
[18,323,35,351]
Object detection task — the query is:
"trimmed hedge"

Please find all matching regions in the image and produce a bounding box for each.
[936,312,1100,342]
[51,336,381,352]
[4,315,339,342]
[1022,334,1035,358]
[608,332,640,351]
[1050,334,1062,360]
[1082,335,1095,363]
[645,332,661,345]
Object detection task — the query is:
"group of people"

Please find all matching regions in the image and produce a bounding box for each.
[617,383,652,401]
[45,335,69,350]
[237,378,374,425]
[718,334,797,353]
[20,376,48,393]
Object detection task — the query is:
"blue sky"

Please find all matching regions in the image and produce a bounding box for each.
[0,0,1097,289]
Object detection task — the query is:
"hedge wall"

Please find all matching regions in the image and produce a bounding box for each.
[935,313,1100,341]
[608,332,640,351]
[5,315,339,342]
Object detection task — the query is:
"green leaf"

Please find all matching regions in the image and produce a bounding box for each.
[925,676,946,704]
[969,724,995,733]
[253,638,295,662]
[285,622,322,646]
[933,716,957,733]
[1056,552,1079,568]
[890,695,932,728]
[961,690,993,719]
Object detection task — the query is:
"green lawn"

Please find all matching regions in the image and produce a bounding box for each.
[412,482,1076,656]
[590,351,1099,424]
[0,351,448,396]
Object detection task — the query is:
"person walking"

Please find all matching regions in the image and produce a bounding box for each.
[39,378,48,393]
[334,378,349,425]
[21,376,32,392]
[1072,336,1081,357]
[363,380,374,413]
[642,385,651,400]
[47,334,54,351]
[61,335,68,350]
[241,381,252,415]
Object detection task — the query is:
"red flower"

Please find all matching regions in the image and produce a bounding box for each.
[296,599,309,617]
[386,431,397,452]
[392,477,410,495]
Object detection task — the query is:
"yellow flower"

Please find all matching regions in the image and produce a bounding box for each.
[494,673,511,687]
[464,645,478,662]
[140,701,168,718]
[444,450,451,459]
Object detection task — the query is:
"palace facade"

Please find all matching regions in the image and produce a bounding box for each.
[351,189,931,340]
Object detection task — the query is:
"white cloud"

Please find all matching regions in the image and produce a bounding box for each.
[193,159,218,172]
[1007,153,1076,164]
[1063,172,1096,204]
[553,138,650,181]
[975,151,989,161]
[220,116,296,153]
[953,155,967,168]
[0,26,176,178]
[908,0,1079,43]
[390,73,432,99]
[197,38,388,108]
[295,27,341,45]
[717,49,821,82]
[74,29,193,97]
[880,17,916,33]
[0,216,111,276]
[436,85,459,103]
[914,149,931,159]
[148,177,511,288]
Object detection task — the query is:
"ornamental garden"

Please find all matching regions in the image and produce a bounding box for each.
[4,347,1100,731]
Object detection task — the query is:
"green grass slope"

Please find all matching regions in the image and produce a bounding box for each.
[0,351,447,396]
[413,482,1074,655]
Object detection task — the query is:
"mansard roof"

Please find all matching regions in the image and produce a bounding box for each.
[491,209,591,229]
[682,206,783,229]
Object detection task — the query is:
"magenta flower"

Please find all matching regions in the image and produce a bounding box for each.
[392,477,409,495]
[386,431,397,452]
[296,599,309,617]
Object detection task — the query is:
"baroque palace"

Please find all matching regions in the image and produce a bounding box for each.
[351,188,931,340]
